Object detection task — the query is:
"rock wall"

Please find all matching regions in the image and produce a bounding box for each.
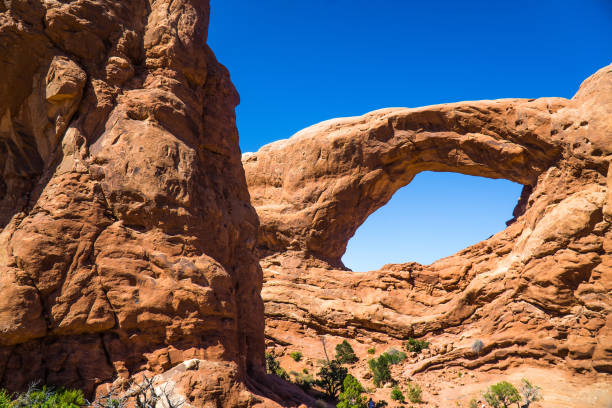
[0,1,267,405]
[244,65,612,376]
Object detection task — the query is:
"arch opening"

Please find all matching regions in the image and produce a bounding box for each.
[342,171,523,271]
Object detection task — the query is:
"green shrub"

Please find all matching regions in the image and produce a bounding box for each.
[290,351,303,362]
[367,348,375,355]
[315,359,348,398]
[406,382,422,403]
[335,340,358,364]
[384,348,407,365]
[469,398,478,408]
[483,381,520,408]
[390,386,405,403]
[405,338,429,354]
[9,385,86,408]
[337,375,366,408]
[265,353,289,380]
[368,354,392,387]
[0,389,12,408]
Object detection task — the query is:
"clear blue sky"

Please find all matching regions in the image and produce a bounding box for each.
[208,1,612,270]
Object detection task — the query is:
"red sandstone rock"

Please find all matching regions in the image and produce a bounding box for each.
[0,1,279,406]
[244,66,612,406]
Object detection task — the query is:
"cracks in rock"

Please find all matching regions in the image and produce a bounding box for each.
[99,333,116,379]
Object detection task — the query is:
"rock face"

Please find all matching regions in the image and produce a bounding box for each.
[0,1,267,405]
[244,65,612,389]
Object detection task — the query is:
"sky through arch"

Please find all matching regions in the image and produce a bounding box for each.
[341,172,523,271]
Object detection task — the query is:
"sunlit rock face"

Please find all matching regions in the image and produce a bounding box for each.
[244,65,612,382]
[0,1,274,405]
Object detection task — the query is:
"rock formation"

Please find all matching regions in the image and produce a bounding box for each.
[0,1,278,406]
[244,65,612,404]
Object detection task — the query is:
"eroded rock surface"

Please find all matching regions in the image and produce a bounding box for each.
[244,65,612,404]
[0,1,273,405]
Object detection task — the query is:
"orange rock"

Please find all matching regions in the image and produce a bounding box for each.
[244,65,612,387]
[0,1,274,405]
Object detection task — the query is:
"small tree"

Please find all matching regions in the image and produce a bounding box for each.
[290,351,303,362]
[483,381,520,408]
[368,354,392,387]
[337,375,367,408]
[335,340,358,364]
[472,339,484,355]
[519,378,541,408]
[406,338,429,354]
[390,386,405,403]
[315,359,348,399]
[406,382,422,403]
[265,353,289,380]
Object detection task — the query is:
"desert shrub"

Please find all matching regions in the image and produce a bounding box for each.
[390,386,405,403]
[405,338,429,354]
[337,375,366,408]
[289,371,314,391]
[374,401,388,408]
[11,384,86,408]
[472,339,484,355]
[368,354,392,387]
[384,348,407,365]
[483,381,520,408]
[367,348,375,355]
[335,340,358,364]
[315,359,348,398]
[0,389,12,408]
[265,353,289,380]
[302,368,309,374]
[290,351,303,362]
[406,382,422,403]
[519,378,541,407]
[469,398,478,408]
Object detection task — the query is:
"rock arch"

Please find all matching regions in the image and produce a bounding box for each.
[244,65,612,375]
[244,97,569,268]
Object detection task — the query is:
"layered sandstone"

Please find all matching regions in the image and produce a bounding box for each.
[0,1,274,406]
[244,65,612,404]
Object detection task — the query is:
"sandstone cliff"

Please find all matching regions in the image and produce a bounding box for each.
[244,65,612,406]
[0,1,273,406]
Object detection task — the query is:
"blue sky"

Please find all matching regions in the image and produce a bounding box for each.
[208,1,612,270]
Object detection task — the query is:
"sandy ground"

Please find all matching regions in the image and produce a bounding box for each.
[269,331,611,408]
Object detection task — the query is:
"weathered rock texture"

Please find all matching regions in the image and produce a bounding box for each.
[0,1,271,405]
[244,65,612,385]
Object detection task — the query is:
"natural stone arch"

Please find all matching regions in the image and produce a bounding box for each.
[244,97,569,268]
[245,65,612,378]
